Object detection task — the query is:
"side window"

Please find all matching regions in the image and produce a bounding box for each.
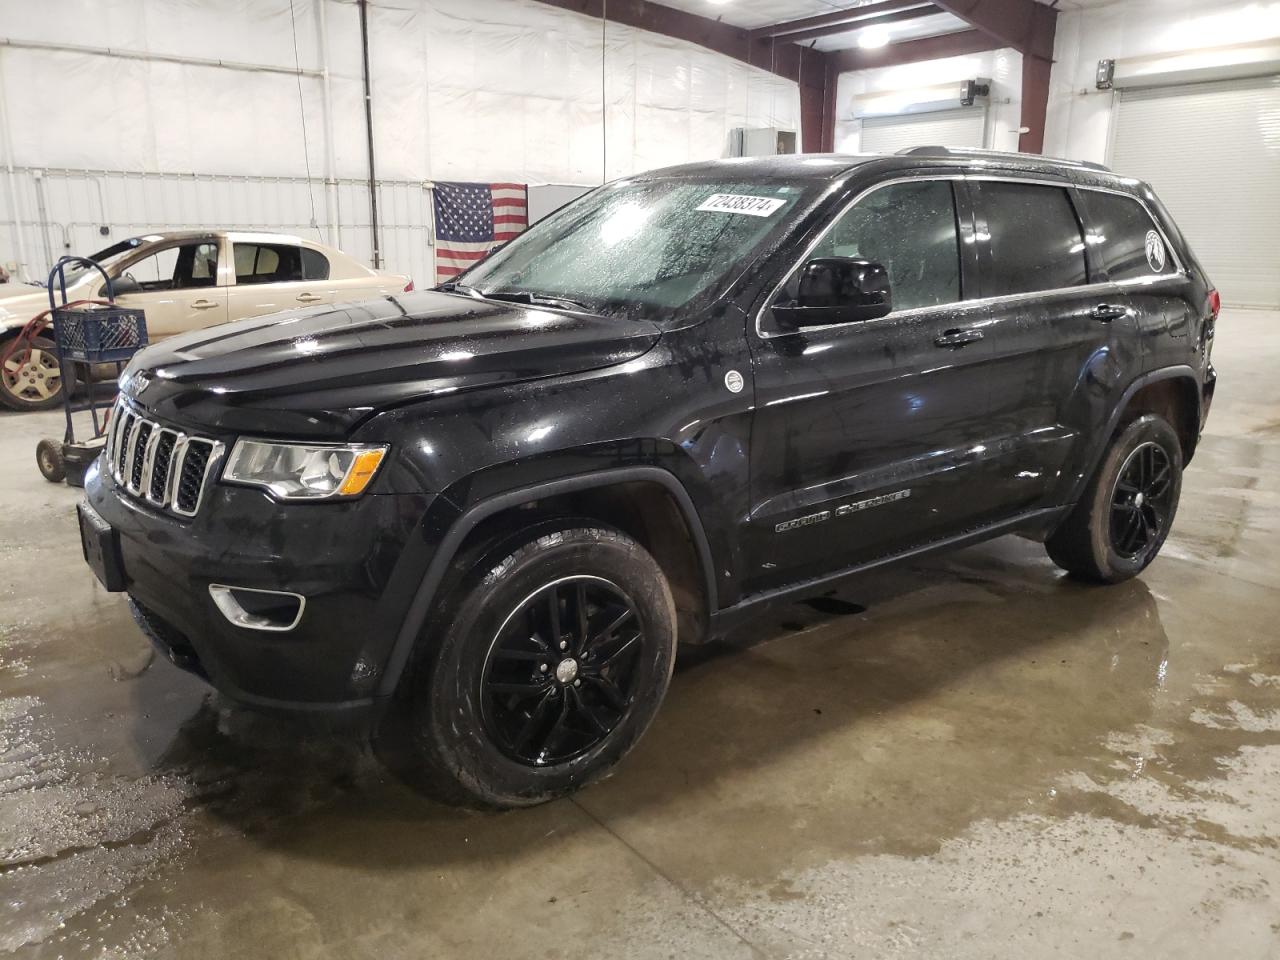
[301,247,329,281]
[176,241,218,289]
[115,242,217,292]
[233,243,305,284]
[120,246,180,291]
[808,180,961,312]
[979,182,1088,296]
[1082,191,1176,281]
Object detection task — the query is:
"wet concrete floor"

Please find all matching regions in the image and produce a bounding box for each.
[2,309,1278,958]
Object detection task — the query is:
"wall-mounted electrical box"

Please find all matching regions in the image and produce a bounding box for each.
[729,127,797,157]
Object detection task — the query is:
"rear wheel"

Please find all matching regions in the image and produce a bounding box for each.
[400,524,677,808]
[1047,414,1183,583]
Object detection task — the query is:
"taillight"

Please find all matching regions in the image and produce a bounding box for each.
[403,279,415,293]
[1207,288,1220,319]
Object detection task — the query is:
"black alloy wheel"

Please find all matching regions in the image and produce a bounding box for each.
[482,576,644,766]
[1109,441,1175,561]
[1046,413,1183,584]
[389,524,677,808]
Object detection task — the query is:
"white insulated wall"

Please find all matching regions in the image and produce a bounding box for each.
[0,0,800,283]
[832,48,1024,153]
[1044,0,1280,164]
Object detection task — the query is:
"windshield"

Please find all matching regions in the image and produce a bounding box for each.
[452,178,819,320]
[58,236,158,284]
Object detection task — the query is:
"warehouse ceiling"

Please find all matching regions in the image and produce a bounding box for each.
[657,0,973,46]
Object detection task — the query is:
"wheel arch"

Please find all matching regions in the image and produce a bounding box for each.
[1068,365,1201,507]
[377,466,718,698]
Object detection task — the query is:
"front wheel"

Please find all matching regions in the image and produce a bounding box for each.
[0,335,70,411]
[400,524,677,808]
[1047,414,1183,583]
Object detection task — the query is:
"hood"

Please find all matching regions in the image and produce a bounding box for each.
[0,278,98,327]
[123,291,662,437]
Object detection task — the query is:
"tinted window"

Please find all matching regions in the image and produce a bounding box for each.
[980,182,1087,296]
[301,247,329,280]
[233,243,306,284]
[809,180,961,312]
[1082,191,1175,281]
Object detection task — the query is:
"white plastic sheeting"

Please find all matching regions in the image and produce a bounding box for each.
[833,48,1023,154]
[0,0,800,281]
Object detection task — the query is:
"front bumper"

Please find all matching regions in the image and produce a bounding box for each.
[83,457,434,711]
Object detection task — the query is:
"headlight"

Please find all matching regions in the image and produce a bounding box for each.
[222,440,388,501]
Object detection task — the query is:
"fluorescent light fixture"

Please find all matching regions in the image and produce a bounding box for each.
[705,0,734,5]
[858,26,891,49]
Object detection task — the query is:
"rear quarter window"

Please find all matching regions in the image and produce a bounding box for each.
[1080,191,1177,281]
[301,248,329,281]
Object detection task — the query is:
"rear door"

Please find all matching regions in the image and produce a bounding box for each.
[973,178,1143,513]
[1074,187,1194,371]
[227,242,332,322]
[744,175,1002,594]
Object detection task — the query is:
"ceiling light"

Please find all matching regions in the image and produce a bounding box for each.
[858,26,890,49]
[706,0,734,5]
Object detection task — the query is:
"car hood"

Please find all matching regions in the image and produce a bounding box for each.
[123,291,662,437]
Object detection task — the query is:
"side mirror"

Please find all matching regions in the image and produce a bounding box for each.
[108,274,142,297]
[772,257,892,329]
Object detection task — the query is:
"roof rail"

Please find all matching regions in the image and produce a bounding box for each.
[894,145,1112,173]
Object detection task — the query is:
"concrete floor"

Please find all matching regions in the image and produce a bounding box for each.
[2,309,1278,959]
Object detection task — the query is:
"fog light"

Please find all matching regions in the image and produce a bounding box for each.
[209,584,306,632]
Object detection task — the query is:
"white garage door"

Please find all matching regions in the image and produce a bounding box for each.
[1111,76,1280,308]
[860,107,987,154]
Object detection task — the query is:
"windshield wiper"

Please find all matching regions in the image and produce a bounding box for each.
[482,289,590,311]
[437,280,477,295]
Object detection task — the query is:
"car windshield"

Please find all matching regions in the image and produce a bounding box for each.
[453,178,819,320]
[58,237,156,285]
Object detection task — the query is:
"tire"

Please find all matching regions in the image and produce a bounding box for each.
[1047,414,1183,584]
[0,335,74,411]
[35,438,66,483]
[398,523,677,809]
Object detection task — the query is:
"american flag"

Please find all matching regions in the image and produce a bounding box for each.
[432,181,528,283]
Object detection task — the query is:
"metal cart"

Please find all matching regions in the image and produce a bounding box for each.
[35,256,147,487]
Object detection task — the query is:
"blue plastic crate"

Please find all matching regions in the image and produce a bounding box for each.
[53,305,148,363]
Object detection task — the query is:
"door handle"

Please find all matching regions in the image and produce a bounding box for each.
[933,328,984,349]
[1092,303,1128,322]
[296,293,323,303]
[191,299,218,310]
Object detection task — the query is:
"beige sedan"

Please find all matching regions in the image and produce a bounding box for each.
[1,231,411,411]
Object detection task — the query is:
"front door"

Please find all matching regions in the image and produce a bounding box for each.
[744,177,1001,595]
[109,239,228,338]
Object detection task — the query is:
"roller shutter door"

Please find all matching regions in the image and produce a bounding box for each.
[1111,76,1280,308]
[860,107,987,154]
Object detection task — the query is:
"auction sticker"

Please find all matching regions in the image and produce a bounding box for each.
[696,194,787,217]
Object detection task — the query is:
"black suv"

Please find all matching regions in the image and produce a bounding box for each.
[80,147,1217,807]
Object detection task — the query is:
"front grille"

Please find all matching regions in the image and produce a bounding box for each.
[105,399,224,518]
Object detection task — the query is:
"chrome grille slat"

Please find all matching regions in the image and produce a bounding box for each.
[105,399,223,519]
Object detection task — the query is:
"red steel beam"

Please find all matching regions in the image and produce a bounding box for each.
[748,0,925,40]
[531,0,828,89]
[932,0,1056,61]
[932,0,1057,152]
[828,27,1001,72]
[778,5,944,44]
